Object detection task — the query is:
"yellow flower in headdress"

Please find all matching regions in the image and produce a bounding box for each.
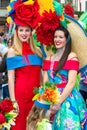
[24,0,34,5]
[10,0,14,2]
[6,16,12,24]
[38,0,54,15]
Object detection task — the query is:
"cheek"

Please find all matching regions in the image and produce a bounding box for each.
[62,39,66,45]
[28,31,32,37]
[17,31,22,37]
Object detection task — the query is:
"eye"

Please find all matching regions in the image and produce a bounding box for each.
[26,29,31,32]
[19,29,23,32]
[54,35,57,38]
[60,36,63,38]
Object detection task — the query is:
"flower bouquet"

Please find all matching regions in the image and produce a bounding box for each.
[33,82,60,106]
[0,99,18,130]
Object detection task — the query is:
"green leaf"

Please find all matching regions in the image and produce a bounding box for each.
[53,0,63,16]
[75,73,81,90]
[33,87,39,94]
[46,46,51,51]
[33,33,41,47]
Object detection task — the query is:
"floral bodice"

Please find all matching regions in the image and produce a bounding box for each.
[43,60,79,86]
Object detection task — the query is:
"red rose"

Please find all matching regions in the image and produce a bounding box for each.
[13,1,40,28]
[0,99,13,113]
[0,113,6,124]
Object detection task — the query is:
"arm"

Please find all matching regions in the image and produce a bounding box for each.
[43,56,50,83]
[7,48,19,113]
[59,52,78,104]
[7,48,15,101]
[51,52,78,114]
[59,69,77,104]
[43,70,49,83]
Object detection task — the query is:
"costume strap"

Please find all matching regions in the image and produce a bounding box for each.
[69,57,78,60]
[6,54,42,70]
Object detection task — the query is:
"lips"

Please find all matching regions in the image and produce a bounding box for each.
[55,42,61,46]
[21,36,27,39]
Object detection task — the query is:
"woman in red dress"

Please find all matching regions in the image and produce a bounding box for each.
[6,1,43,130]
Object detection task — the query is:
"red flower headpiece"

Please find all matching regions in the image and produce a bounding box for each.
[8,0,40,28]
[36,10,61,46]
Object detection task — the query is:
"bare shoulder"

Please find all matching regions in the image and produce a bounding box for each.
[45,55,51,60]
[7,48,15,57]
[68,52,78,61]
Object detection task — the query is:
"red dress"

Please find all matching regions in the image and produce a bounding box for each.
[11,43,42,130]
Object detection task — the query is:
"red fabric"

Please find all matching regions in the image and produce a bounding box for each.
[36,10,60,46]
[56,83,67,88]
[43,60,79,71]
[13,1,40,28]
[12,42,41,130]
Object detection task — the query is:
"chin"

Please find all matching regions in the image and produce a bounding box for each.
[21,39,28,42]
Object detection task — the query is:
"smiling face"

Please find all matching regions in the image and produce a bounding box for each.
[17,26,32,42]
[54,30,66,49]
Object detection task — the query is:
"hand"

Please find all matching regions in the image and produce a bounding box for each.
[50,104,61,115]
[13,101,19,114]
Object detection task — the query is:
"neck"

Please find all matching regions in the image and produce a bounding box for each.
[57,47,65,54]
[52,47,65,61]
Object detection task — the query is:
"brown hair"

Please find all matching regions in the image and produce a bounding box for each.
[27,104,50,130]
[55,26,71,73]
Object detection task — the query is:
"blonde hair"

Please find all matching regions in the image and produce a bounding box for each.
[27,104,51,130]
[12,31,42,57]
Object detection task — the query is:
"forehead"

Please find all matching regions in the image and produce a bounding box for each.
[54,30,65,36]
[18,26,31,30]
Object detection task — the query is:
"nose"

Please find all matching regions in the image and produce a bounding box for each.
[22,31,26,34]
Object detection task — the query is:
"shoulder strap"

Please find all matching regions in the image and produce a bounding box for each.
[50,54,53,60]
[70,57,78,60]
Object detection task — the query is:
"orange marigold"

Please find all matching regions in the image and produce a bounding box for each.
[41,88,60,104]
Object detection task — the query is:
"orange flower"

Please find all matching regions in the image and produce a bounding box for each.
[41,88,60,104]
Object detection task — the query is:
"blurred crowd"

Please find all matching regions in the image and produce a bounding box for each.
[0,31,13,100]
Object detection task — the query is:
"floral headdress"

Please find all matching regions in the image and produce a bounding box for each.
[32,82,60,109]
[36,0,67,46]
[35,0,75,47]
[7,0,40,28]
